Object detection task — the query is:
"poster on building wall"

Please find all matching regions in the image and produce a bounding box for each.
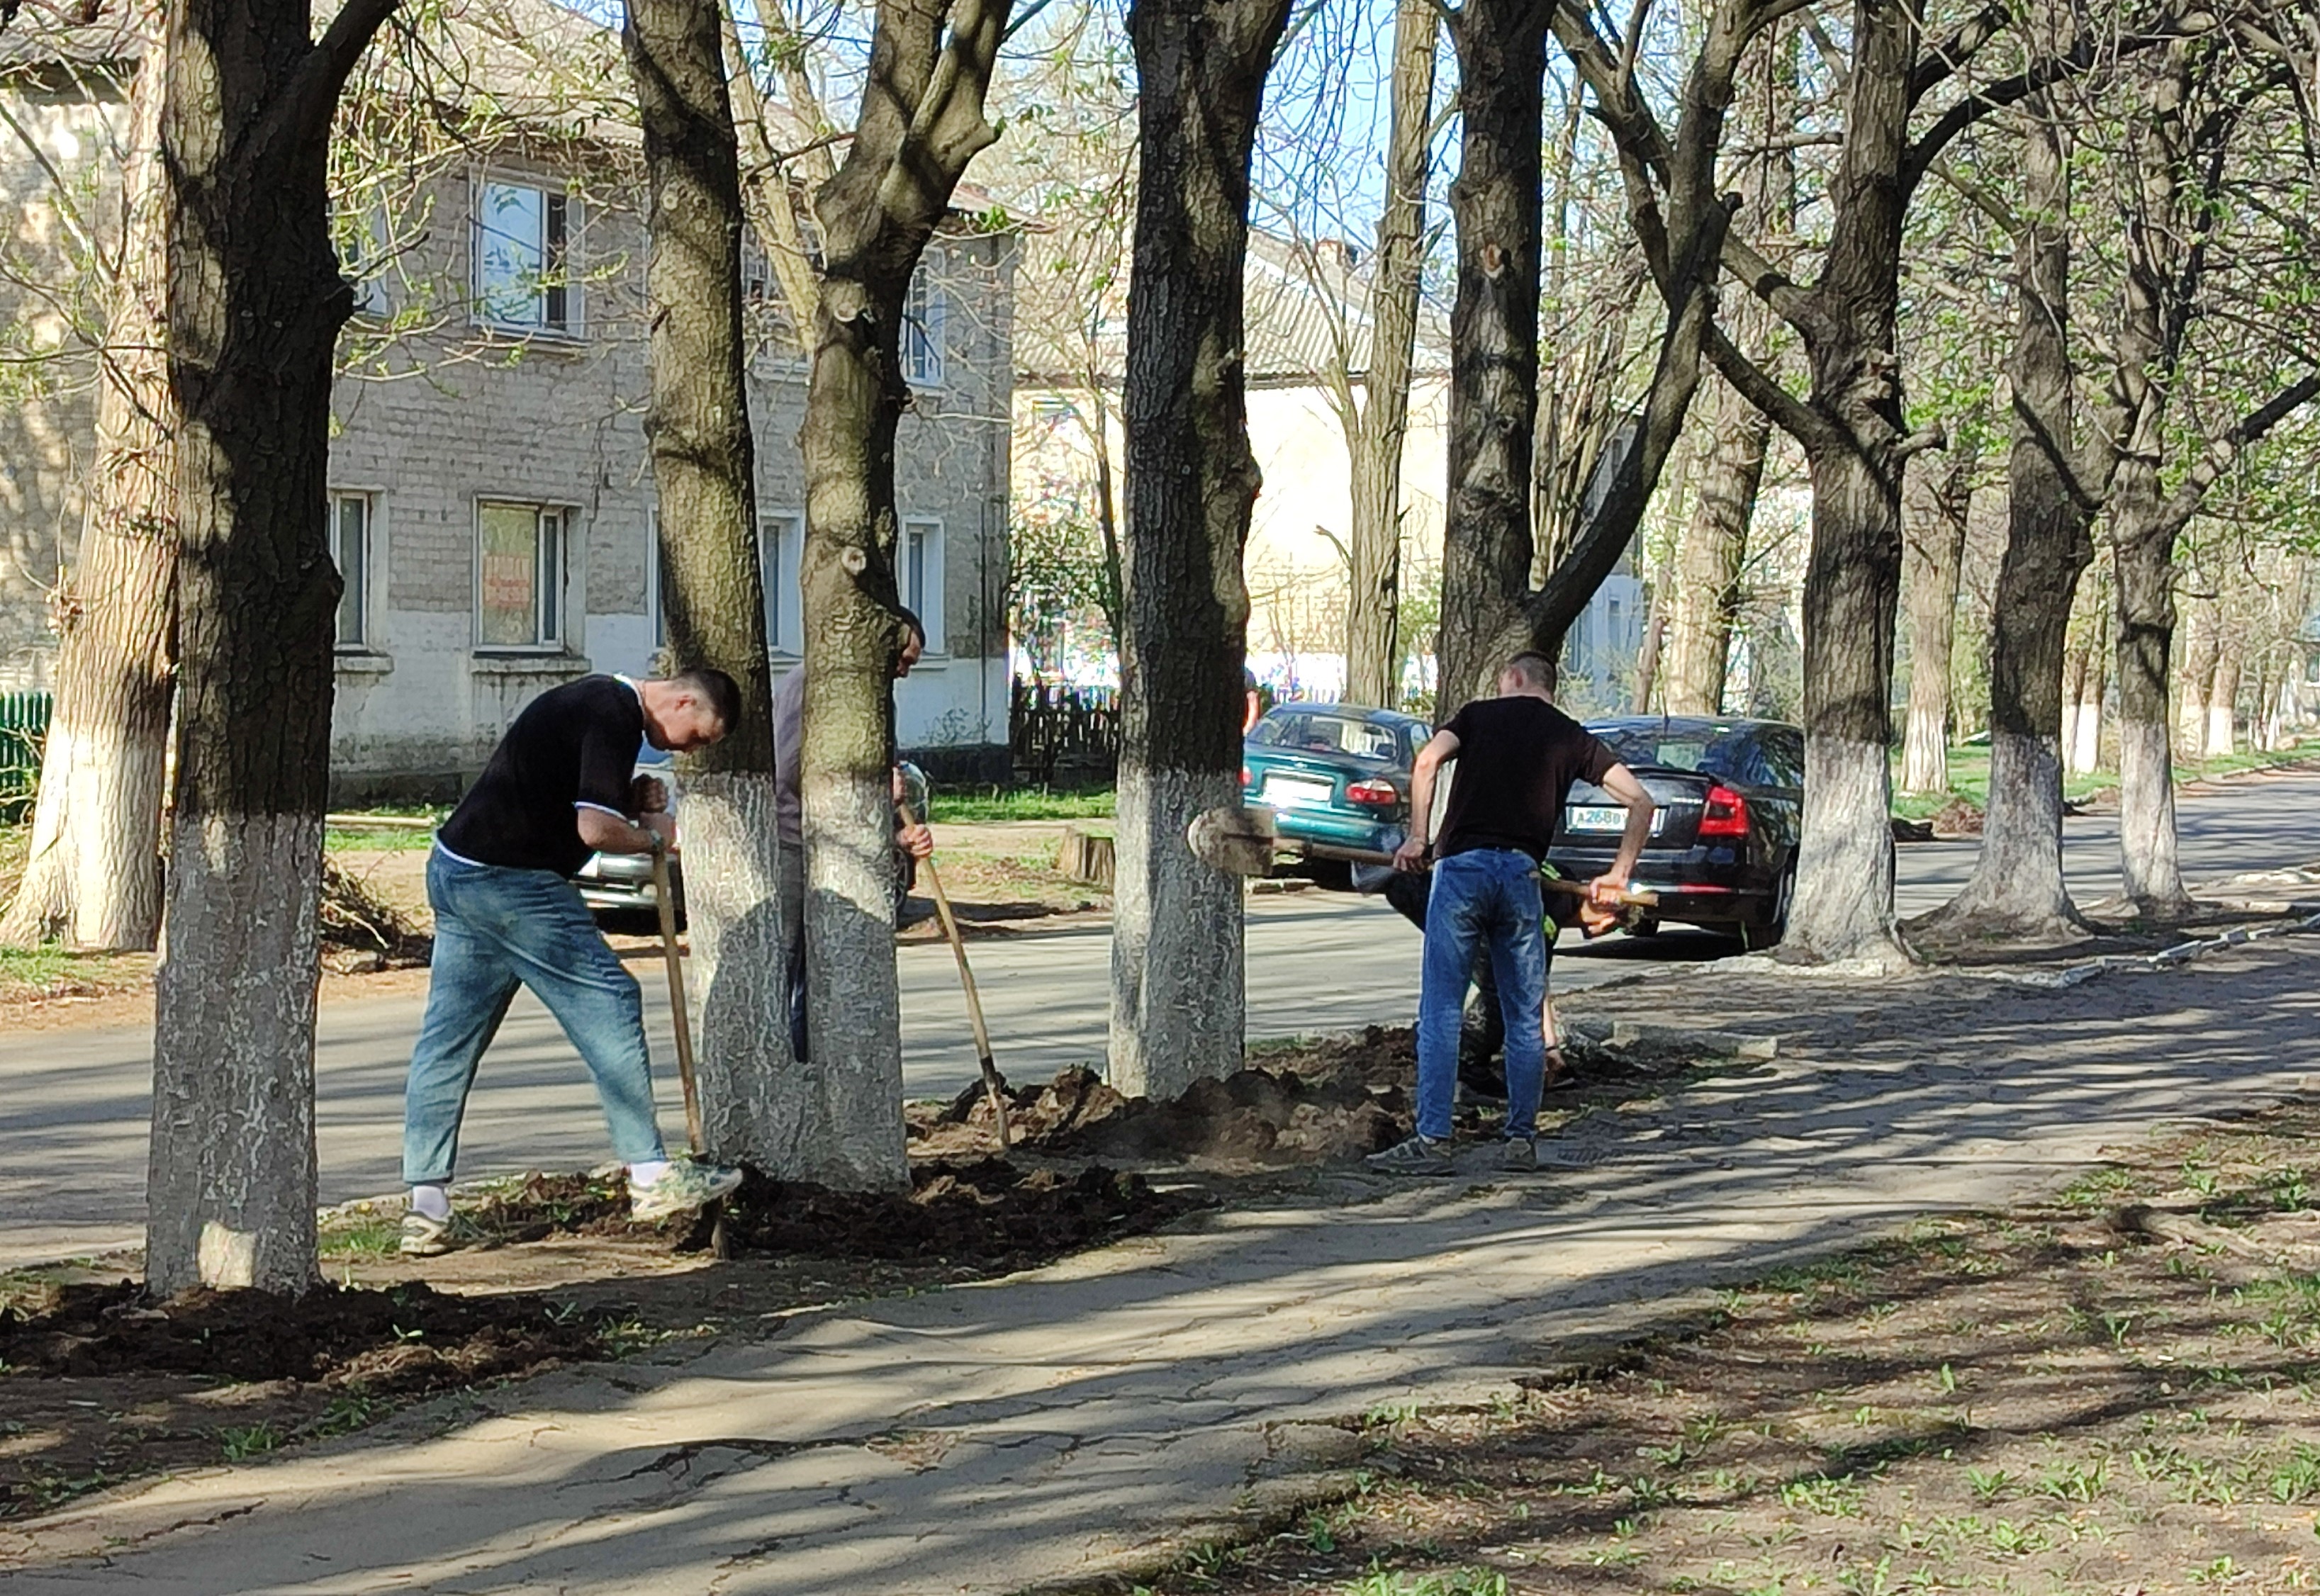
[478,502,539,646]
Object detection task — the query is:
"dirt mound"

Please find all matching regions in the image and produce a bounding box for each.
[919,1027,1419,1166]
[725,1159,1204,1263]
[0,1278,600,1393]
[425,1160,1204,1267]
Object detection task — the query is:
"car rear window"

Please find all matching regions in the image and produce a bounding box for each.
[1251,712,1405,762]
[1596,729,1773,786]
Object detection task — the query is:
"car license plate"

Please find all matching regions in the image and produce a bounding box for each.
[1568,804,1663,833]
[1264,775,1335,808]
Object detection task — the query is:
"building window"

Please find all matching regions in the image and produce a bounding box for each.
[477,501,567,649]
[902,517,943,652]
[474,179,576,334]
[901,262,945,387]
[646,510,667,649]
[331,492,371,648]
[760,513,803,655]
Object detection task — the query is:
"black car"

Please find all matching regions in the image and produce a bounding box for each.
[1546,715,1804,949]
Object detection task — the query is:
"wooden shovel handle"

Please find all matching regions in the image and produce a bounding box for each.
[649,838,704,1155]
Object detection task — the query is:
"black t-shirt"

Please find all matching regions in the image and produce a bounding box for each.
[437,675,645,875]
[1433,695,1617,861]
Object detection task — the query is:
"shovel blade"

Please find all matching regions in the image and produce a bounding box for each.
[1187,803,1282,877]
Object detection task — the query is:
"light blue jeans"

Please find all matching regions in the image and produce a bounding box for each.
[402,847,667,1186]
[1416,848,1548,1140]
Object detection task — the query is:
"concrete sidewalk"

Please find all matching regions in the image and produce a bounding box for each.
[5,935,2316,1593]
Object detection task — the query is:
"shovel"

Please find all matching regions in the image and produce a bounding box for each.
[897,800,1013,1154]
[1186,803,1660,911]
[649,836,729,1257]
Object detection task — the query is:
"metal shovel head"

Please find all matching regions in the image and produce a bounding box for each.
[1188,803,1282,877]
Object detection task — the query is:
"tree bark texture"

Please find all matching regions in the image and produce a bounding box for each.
[624,0,795,1170]
[1,3,176,953]
[147,0,398,1295]
[1435,0,1545,712]
[1658,33,1793,719]
[1659,373,1766,716]
[799,0,1009,1184]
[1339,0,1433,709]
[1919,101,2091,942]
[1898,444,1971,795]
[1769,0,1918,969]
[2110,489,2192,916]
[1110,0,1288,1097]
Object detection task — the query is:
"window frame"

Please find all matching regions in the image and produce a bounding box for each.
[900,515,945,654]
[330,490,374,651]
[473,498,571,653]
[758,510,806,656]
[471,172,582,338]
[900,261,946,388]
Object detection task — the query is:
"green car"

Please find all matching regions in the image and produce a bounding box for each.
[1240,702,1433,867]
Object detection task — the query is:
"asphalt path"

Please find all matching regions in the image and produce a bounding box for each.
[6,766,2314,1265]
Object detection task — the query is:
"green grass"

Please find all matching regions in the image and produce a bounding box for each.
[326,804,447,852]
[926,785,1115,824]
[1890,736,2320,821]
[0,943,71,989]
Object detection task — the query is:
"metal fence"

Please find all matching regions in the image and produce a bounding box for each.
[0,691,50,821]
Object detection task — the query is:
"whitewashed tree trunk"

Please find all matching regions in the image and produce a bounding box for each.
[148,816,325,1292]
[2205,641,2240,757]
[1,0,176,953]
[2070,653,2105,775]
[681,777,797,1163]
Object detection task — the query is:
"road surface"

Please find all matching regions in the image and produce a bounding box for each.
[4,765,2312,1265]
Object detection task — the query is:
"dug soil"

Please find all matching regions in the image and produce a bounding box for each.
[0,1154,1202,1522]
[0,1016,1739,1524]
[1131,1098,2320,1596]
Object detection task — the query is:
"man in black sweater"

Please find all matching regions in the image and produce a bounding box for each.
[399,669,747,1256]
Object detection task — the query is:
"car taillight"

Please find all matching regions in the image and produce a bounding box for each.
[1698,784,1749,838]
[1241,765,1253,789]
[1346,778,1399,807]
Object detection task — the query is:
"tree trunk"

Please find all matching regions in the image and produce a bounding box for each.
[1340,0,1433,709]
[624,0,792,1165]
[2207,637,2241,758]
[1,3,176,953]
[1899,444,1971,795]
[2070,641,2105,773]
[1788,440,1906,965]
[1435,0,1545,712]
[1769,0,1917,970]
[146,0,398,1295]
[1111,0,1287,1097]
[2176,597,2216,756]
[2110,488,2193,917]
[797,0,1010,1182]
[1660,373,1766,716]
[1917,102,2090,943]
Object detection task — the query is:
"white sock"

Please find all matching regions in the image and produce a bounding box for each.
[628,1159,672,1190]
[410,1184,452,1222]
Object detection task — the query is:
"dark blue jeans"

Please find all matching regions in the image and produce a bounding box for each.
[1416,849,1548,1140]
[402,847,667,1186]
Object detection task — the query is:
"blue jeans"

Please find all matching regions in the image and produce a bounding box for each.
[402,848,667,1186]
[1416,849,1548,1141]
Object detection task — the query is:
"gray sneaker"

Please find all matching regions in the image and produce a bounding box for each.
[399,1210,456,1257]
[630,1159,745,1223]
[1499,1135,1537,1171]
[1366,1133,1454,1176]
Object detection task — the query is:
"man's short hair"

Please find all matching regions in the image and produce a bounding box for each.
[896,607,926,648]
[672,667,743,729]
[1502,651,1557,692]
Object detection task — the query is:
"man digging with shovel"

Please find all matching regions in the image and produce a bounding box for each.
[398,670,749,1257]
[1366,651,1654,1175]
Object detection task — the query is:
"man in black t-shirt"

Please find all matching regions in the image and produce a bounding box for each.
[400,669,747,1257]
[1368,651,1654,1175]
